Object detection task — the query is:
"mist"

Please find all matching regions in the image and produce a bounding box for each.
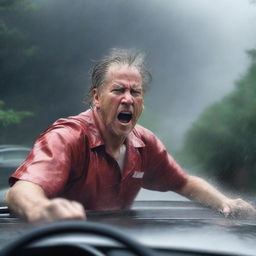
[2,0,256,151]
[30,0,255,150]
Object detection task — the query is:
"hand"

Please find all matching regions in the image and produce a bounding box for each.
[219,198,256,218]
[26,198,86,224]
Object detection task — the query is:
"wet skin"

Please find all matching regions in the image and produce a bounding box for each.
[93,64,144,147]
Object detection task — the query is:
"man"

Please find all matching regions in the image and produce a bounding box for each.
[6,48,256,223]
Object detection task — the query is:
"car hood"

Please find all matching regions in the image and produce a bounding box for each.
[87,201,256,255]
[1,201,256,256]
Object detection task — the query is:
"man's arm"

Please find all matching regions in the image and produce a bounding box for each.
[5,180,86,223]
[177,175,256,217]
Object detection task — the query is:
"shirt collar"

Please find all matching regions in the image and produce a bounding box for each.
[127,129,145,148]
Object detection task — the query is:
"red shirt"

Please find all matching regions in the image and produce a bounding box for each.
[10,109,188,210]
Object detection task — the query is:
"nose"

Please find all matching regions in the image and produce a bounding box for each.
[121,91,133,105]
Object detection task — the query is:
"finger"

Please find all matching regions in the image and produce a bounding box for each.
[220,205,231,217]
[45,199,85,221]
[56,199,86,220]
[229,199,256,218]
[70,201,87,219]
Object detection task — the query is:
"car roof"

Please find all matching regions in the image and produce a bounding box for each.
[0,145,30,152]
[0,145,29,149]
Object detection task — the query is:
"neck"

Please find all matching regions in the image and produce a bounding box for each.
[93,109,126,154]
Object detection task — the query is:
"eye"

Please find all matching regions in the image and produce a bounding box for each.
[131,89,142,96]
[112,88,124,94]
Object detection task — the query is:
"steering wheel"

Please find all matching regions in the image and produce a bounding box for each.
[0,220,155,256]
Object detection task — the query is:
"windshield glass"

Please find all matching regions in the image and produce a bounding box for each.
[1,0,256,203]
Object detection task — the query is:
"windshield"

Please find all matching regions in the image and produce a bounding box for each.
[1,0,256,203]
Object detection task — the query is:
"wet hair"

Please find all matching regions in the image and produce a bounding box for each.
[88,48,152,106]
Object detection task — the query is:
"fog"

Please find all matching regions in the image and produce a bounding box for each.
[2,0,256,151]
[28,0,256,152]
[138,0,256,150]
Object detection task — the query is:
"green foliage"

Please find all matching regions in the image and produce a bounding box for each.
[182,50,256,192]
[0,100,33,127]
[0,0,38,12]
[0,0,89,144]
[0,0,41,143]
[0,22,25,49]
[23,46,39,57]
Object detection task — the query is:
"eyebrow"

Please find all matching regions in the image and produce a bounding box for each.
[112,83,142,90]
[112,84,124,88]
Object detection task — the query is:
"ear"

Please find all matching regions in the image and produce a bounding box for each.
[92,88,101,108]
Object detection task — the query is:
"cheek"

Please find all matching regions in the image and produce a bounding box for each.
[135,99,144,115]
[136,98,144,108]
[101,97,119,114]
[99,95,113,107]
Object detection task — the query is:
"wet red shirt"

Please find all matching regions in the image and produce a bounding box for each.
[10,109,188,210]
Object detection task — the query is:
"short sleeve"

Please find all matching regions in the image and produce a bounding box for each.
[9,126,75,197]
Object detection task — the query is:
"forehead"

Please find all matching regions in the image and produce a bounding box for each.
[105,64,142,87]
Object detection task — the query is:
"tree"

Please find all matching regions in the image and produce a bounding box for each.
[182,49,256,192]
[0,0,37,143]
[0,100,32,126]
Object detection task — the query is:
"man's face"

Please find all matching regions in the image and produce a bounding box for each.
[93,64,144,138]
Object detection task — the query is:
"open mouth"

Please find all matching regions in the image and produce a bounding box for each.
[117,112,133,123]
